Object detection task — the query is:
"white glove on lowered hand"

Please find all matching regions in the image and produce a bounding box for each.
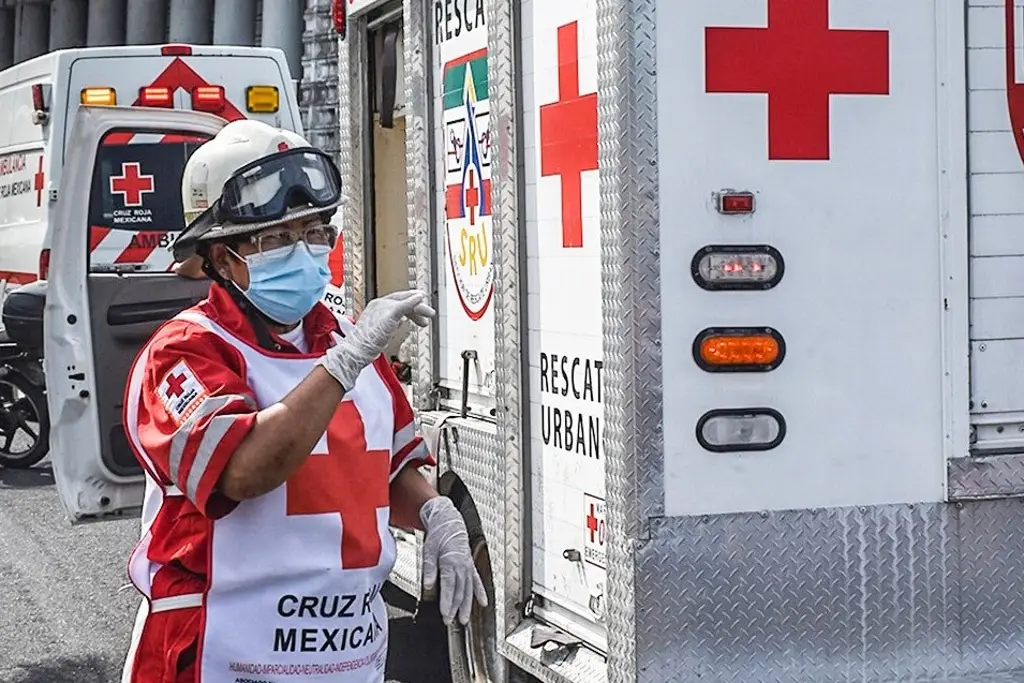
[317,289,435,390]
[420,496,488,626]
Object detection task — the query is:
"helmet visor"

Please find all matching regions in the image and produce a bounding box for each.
[219,147,342,224]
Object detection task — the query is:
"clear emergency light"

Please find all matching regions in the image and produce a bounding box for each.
[693,327,785,372]
[246,86,280,113]
[691,245,784,291]
[192,86,226,113]
[81,87,117,106]
[696,408,786,453]
[139,86,173,108]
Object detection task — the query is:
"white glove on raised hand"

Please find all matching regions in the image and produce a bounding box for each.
[317,289,435,390]
[420,496,488,626]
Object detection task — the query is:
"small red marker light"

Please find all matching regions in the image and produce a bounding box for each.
[31,84,46,112]
[192,86,226,113]
[718,191,755,214]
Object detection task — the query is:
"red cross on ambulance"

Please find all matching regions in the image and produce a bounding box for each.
[704,0,891,161]
[109,162,155,207]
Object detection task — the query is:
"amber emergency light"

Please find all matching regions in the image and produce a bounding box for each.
[246,86,280,113]
[81,87,117,106]
[693,327,785,373]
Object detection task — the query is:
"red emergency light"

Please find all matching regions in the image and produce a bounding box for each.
[717,191,755,215]
[192,86,226,113]
[161,44,193,56]
[31,84,46,112]
[332,0,347,39]
[139,86,173,108]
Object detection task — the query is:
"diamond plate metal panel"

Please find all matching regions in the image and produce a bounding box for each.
[505,619,608,683]
[949,455,1024,500]
[487,0,529,645]
[597,0,662,681]
[301,0,340,157]
[337,26,367,314]
[633,501,1024,683]
[402,0,436,410]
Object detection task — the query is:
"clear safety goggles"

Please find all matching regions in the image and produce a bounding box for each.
[186,147,342,233]
[240,223,339,255]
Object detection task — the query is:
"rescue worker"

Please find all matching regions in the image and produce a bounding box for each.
[121,120,486,683]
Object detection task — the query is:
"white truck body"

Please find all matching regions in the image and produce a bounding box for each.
[333,0,1024,681]
[46,0,1024,681]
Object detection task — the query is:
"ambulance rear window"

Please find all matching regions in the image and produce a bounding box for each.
[88,134,207,233]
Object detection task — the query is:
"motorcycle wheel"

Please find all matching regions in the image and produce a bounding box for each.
[0,369,49,469]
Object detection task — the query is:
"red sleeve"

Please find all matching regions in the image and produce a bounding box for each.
[373,356,435,481]
[124,320,257,518]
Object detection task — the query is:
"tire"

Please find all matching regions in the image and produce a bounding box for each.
[0,368,49,469]
[447,493,505,683]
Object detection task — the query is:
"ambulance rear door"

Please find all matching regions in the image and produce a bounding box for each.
[45,105,226,523]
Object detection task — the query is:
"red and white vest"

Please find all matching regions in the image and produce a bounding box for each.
[126,310,397,683]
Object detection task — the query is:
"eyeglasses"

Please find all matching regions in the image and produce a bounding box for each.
[244,224,338,254]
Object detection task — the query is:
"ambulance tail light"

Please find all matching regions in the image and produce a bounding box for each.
[692,245,784,291]
[38,249,50,280]
[694,327,785,372]
[161,44,193,56]
[697,408,786,453]
[139,86,173,108]
[717,190,755,214]
[332,0,347,39]
[81,87,117,106]
[192,86,226,113]
[246,86,280,113]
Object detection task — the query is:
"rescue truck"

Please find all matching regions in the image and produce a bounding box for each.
[0,43,347,320]
[41,0,1024,681]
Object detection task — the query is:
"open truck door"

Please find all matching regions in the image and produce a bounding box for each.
[44,106,227,523]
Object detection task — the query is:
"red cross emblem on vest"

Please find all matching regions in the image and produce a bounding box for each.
[286,401,390,569]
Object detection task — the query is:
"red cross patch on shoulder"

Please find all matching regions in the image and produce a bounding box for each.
[156,360,208,426]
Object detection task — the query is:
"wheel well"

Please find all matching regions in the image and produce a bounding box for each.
[438,471,485,545]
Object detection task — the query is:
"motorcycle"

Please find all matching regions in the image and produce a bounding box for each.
[0,281,50,469]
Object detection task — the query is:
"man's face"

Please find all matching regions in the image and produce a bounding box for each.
[207,217,326,290]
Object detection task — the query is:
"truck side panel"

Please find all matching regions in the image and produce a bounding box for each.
[432,1,498,412]
[968,0,1024,455]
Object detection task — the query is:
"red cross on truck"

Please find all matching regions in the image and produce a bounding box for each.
[705,0,890,160]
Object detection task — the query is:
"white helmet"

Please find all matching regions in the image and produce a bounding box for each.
[174,119,342,260]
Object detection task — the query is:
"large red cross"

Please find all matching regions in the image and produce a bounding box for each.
[33,157,44,207]
[586,504,599,543]
[165,373,186,398]
[286,402,390,569]
[705,0,890,161]
[539,21,598,249]
[464,168,480,226]
[109,162,155,206]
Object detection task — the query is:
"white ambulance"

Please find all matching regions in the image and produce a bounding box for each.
[45,0,1024,682]
[0,43,347,318]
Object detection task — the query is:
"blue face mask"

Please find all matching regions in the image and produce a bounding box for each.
[234,243,332,326]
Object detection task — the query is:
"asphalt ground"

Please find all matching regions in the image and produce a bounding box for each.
[0,461,452,683]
